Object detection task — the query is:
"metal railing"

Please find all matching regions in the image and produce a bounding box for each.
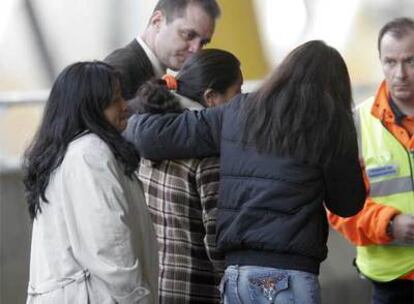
[0,90,49,106]
[0,83,375,174]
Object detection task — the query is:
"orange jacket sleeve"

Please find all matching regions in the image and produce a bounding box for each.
[327,166,400,246]
[328,199,400,245]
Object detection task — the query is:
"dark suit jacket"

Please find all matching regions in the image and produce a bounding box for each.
[104,39,155,99]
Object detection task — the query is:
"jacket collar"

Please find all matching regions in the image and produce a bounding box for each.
[371,81,395,124]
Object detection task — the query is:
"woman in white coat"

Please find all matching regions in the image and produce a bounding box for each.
[23,61,158,303]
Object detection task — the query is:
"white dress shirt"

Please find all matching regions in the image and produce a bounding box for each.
[136,36,165,78]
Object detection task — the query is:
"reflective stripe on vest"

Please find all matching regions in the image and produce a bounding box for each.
[355,98,414,282]
[370,176,413,197]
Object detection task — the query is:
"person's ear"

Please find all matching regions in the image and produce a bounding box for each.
[203,88,219,107]
[149,10,165,31]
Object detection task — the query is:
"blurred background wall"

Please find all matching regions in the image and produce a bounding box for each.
[0,0,413,303]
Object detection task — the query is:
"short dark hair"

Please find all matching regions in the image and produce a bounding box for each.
[378,17,414,53]
[23,61,139,219]
[153,0,220,22]
[241,40,356,165]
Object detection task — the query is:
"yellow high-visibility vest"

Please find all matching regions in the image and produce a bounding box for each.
[356,97,414,282]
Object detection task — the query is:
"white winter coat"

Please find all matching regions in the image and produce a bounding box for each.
[26,133,158,303]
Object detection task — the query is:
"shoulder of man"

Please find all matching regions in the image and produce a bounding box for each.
[104,40,144,63]
[104,40,155,99]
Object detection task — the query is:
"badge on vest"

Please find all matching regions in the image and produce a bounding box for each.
[366,165,398,179]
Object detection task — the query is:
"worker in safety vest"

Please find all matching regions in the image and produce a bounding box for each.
[329,17,414,304]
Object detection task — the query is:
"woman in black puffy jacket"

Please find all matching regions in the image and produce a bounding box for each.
[126,40,366,304]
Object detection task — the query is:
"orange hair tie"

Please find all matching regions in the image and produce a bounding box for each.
[162,74,178,91]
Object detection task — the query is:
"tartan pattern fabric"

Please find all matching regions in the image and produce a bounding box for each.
[139,157,225,304]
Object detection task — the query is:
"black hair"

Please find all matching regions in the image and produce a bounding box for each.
[176,48,241,106]
[241,40,355,165]
[128,79,183,114]
[153,0,220,23]
[23,61,139,219]
[130,48,241,113]
[378,17,414,53]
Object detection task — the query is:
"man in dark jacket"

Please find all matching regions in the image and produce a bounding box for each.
[104,0,220,99]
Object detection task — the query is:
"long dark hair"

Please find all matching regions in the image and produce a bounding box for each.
[23,61,139,219]
[130,48,241,113]
[242,40,355,165]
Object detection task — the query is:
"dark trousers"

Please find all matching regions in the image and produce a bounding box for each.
[372,279,414,304]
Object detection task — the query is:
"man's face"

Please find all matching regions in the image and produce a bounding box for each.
[152,4,215,71]
[380,30,414,106]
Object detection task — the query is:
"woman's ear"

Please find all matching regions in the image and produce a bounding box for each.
[203,88,220,107]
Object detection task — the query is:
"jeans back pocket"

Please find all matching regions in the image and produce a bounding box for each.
[248,272,293,304]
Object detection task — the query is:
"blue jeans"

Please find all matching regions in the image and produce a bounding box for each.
[220,265,321,304]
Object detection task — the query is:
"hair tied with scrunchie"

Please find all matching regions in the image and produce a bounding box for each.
[162,74,178,91]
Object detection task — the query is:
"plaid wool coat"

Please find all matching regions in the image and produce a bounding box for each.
[133,94,225,304]
[139,157,225,304]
